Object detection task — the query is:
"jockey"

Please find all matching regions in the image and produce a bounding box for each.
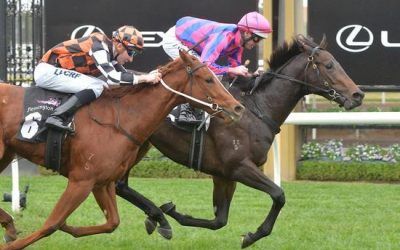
[162,11,272,124]
[34,25,162,132]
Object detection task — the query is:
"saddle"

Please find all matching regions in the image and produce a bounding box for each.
[17,87,72,172]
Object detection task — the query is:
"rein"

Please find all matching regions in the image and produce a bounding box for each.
[88,98,142,146]
[251,46,341,100]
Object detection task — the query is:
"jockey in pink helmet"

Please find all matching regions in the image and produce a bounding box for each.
[162,11,271,124]
[238,11,272,39]
[163,11,272,77]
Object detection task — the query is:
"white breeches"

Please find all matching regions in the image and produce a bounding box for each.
[162,26,200,59]
[34,62,106,98]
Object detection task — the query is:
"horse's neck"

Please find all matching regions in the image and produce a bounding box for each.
[120,82,183,143]
[248,55,307,126]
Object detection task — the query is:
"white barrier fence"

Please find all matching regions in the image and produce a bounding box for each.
[272,112,400,186]
[285,112,400,125]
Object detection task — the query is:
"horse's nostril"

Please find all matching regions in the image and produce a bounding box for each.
[352,91,365,101]
[234,105,245,114]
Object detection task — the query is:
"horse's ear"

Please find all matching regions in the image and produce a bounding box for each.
[296,34,311,52]
[179,49,191,64]
[319,34,328,49]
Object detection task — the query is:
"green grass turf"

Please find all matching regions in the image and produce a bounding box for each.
[0,176,399,249]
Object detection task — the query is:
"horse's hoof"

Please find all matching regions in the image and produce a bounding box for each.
[144,217,157,235]
[157,226,173,240]
[3,234,16,243]
[241,232,256,249]
[3,232,16,243]
[160,202,176,214]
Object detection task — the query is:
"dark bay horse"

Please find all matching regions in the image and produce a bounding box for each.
[0,50,244,249]
[116,35,364,248]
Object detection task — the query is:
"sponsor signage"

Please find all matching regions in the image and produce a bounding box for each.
[44,0,258,72]
[308,0,400,85]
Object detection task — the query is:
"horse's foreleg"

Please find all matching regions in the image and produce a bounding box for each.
[60,182,120,237]
[0,209,16,243]
[115,179,172,240]
[160,176,236,230]
[2,180,93,250]
[232,159,285,248]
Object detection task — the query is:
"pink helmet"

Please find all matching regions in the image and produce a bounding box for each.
[238,12,272,38]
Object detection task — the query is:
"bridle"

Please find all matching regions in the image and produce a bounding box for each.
[303,46,341,100]
[241,44,345,135]
[159,62,224,112]
[249,46,342,101]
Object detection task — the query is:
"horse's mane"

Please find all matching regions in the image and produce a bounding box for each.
[101,58,184,99]
[158,57,183,76]
[101,84,147,99]
[234,36,319,94]
[267,40,301,71]
[268,36,318,70]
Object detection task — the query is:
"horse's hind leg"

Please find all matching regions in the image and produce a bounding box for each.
[0,148,17,243]
[160,176,236,230]
[60,182,120,237]
[115,140,172,240]
[2,179,93,249]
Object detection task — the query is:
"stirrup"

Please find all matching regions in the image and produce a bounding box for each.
[45,117,75,133]
[177,116,201,125]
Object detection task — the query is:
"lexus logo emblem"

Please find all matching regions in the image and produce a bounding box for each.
[336,24,373,53]
[70,25,165,48]
[71,25,105,39]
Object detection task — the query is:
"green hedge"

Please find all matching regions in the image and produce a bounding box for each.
[297,161,400,182]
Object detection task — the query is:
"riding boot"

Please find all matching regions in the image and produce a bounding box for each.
[177,103,202,124]
[45,89,97,132]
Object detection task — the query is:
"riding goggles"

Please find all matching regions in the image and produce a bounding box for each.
[125,46,143,57]
[251,33,263,43]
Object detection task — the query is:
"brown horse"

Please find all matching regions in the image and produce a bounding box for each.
[0,50,244,249]
[115,35,365,248]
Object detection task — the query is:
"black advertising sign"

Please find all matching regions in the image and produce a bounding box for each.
[44,0,259,72]
[308,0,400,85]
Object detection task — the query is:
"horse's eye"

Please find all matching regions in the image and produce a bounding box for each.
[206,78,214,84]
[325,62,334,70]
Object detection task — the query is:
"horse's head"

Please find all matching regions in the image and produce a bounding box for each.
[161,50,244,122]
[296,34,364,110]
